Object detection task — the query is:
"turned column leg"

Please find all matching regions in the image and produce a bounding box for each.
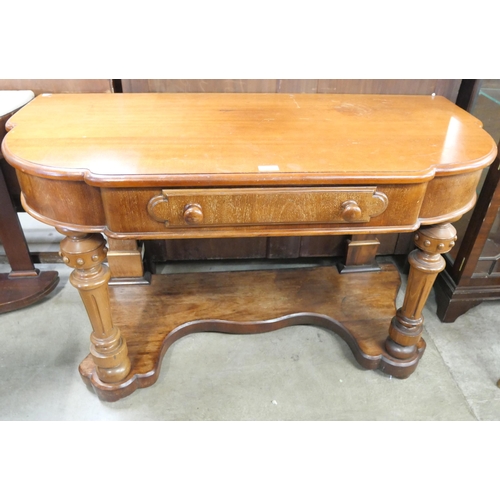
[59,230,131,383]
[386,223,458,361]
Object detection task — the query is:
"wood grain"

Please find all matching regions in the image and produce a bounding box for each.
[4,94,495,186]
[59,231,131,382]
[341,234,381,272]
[3,92,496,400]
[147,187,388,227]
[99,183,426,237]
[121,79,278,93]
[434,137,500,321]
[118,80,462,261]
[387,223,457,358]
[121,79,461,101]
[164,238,267,260]
[107,238,145,279]
[15,172,106,228]
[79,262,425,401]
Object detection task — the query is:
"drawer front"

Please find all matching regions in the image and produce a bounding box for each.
[147,187,388,227]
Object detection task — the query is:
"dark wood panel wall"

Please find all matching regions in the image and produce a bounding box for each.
[1,79,462,262]
[121,79,461,101]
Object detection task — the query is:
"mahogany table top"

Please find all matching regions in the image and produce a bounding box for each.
[2,93,497,187]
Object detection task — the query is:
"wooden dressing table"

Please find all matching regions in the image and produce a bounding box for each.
[2,93,496,401]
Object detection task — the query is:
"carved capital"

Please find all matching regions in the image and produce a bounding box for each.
[414,223,457,255]
[59,232,108,270]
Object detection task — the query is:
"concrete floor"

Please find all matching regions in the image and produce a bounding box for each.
[1,217,500,420]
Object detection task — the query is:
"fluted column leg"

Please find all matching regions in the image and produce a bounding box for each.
[59,230,131,383]
[386,223,458,361]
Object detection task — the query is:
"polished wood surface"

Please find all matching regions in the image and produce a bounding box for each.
[0,81,113,204]
[2,93,496,400]
[435,140,500,321]
[106,238,148,284]
[121,80,462,262]
[433,80,500,324]
[4,94,496,244]
[3,94,495,186]
[80,262,424,402]
[0,80,464,266]
[339,234,381,273]
[386,223,457,360]
[59,230,131,382]
[99,182,427,238]
[147,187,389,227]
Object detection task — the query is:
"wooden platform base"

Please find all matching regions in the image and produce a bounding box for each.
[79,262,425,401]
[0,271,59,313]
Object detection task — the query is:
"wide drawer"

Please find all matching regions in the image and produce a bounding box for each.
[146,187,389,227]
[100,184,429,236]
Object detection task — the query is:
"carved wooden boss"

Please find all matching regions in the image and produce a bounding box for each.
[2,94,496,401]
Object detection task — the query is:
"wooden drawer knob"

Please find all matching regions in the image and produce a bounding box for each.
[183,203,204,224]
[341,200,362,222]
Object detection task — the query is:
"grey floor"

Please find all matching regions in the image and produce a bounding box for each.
[1,216,500,420]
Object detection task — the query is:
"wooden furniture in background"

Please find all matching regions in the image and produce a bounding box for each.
[2,93,495,401]
[0,80,115,274]
[434,80,500,322]
[0,91,58,313]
